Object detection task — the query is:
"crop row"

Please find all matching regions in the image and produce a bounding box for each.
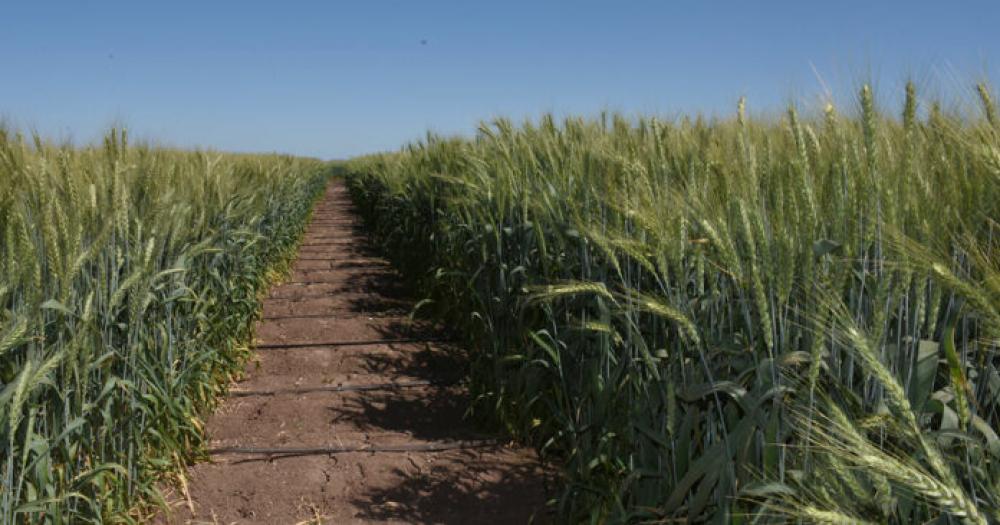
[0,129,329,523]
[346,84,1000,523]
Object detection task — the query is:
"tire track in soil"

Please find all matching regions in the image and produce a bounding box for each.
[160,181,550,524]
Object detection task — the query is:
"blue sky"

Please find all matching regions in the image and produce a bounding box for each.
[2,1,998,159]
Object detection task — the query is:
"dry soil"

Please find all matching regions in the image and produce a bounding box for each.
[158,181,550,524]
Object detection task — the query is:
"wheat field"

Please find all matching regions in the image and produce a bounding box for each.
[0,129,329,522]
[345,83,1000,523]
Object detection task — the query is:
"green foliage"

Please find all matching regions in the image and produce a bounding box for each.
[345,86,1000,523]
[0,129,329,523]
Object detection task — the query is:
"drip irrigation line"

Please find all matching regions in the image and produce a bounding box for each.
[292,258,387,264]
[269,294,384,300]
[273,281,343,286]
[290,260,392,266]
[277,278,382,286]
[301,237,366,242]
[209,440,500,456]
[295,268,380,274]
[229,379,454,397]
[267,290,406,305]
[298,239,359,242]
[261,313,404,321]
[255,338,450,349]
[267,295,344,300]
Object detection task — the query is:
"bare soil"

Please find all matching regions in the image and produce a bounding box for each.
[158,181,551,524]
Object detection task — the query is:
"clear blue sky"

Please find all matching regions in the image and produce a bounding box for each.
[2,1,998,159]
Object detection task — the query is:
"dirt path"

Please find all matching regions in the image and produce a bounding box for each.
[161,181,550,524]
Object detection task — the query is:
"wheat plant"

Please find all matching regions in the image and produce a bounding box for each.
[0,129,329,523]
[345,83,1000,523]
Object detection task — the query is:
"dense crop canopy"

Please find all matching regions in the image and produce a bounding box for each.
[346,84,1000,523]
[0,129,329,523]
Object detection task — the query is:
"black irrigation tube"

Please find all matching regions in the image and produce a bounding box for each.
[267,296,412,300]
[261,313,404,321]
[296,267,381,273]
[273,281,344,286]
[300,239,366,243]
[229,379,452,397]
[208,440,499,456]
[268,294,361,300]
[291,260,379,266]
[275,274,384,286]
[267,294,341,300]
[271,280,354,285]
[270,290,405,297]
[255,338,450,349]
[292,258,387,263]
[299,238,358,242]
